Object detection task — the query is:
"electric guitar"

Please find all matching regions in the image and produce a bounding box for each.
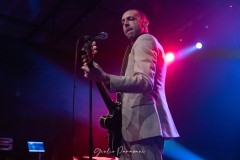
[81,41,122,157]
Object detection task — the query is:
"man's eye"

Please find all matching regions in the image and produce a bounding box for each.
[128,17,135,21]
[121,16,135,25]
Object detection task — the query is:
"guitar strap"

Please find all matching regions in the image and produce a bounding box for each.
[120,44,133,76]
[117,44,133,103]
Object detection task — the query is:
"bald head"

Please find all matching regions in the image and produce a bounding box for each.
[127,9,148,21]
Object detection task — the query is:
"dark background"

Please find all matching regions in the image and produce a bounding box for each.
[0,0,240,160]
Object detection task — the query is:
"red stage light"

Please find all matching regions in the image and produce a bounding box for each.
[165,52,175,62]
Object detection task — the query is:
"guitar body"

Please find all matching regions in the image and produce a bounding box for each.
[100,107,122,157]
[95,82,122,157]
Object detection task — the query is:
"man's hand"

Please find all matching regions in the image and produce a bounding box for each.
[81,41,109,83]
[81,61,109,83]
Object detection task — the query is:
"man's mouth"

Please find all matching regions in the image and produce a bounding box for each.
[126,28,133,34]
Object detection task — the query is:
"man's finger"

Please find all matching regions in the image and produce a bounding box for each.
[92,41,96,46]
[92,50,97,54]
[81,66,90,72]
[92,46,97,50]
[84,72,88,77]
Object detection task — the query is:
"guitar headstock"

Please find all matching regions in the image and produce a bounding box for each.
[81,40,93,68]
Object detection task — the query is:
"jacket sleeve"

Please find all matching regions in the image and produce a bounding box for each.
[108,34,161,93]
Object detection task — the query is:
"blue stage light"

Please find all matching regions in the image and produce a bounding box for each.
[164,140,204,160]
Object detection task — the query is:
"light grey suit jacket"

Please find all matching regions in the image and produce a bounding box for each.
[108,34,179,142]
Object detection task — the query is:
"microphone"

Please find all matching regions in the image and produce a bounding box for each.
[81,32,108,40]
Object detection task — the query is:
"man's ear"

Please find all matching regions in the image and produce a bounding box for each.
[142,21,149,27]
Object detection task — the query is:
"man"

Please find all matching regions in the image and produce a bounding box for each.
[81,9,179,160]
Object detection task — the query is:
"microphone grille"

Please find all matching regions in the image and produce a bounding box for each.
[100,32,108,39]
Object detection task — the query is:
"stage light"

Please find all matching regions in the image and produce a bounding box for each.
[165,52,175,62]
[196,43,202,49]
[164,140,204,160]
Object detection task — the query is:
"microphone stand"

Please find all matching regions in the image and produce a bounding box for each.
[89,80,93,160]
[80,40,94,160]
[76,33,106,159]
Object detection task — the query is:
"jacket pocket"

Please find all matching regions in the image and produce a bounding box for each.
[130,96,155,108]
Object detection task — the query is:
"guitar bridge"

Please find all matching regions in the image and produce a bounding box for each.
[104,133,109,138]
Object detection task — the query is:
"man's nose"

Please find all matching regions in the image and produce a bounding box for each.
[124,21,129,27]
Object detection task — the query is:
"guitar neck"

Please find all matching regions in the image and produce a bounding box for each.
[81,41,117,111]
[95,82,115,111]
